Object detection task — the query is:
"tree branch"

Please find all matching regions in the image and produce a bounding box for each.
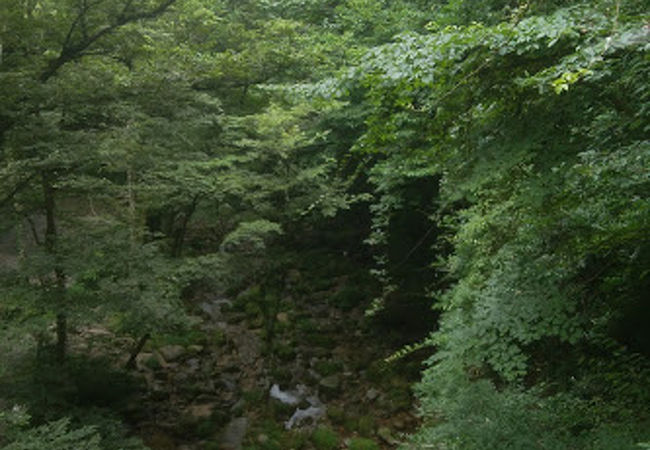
[40,0,178,82]
[0,172,39,209]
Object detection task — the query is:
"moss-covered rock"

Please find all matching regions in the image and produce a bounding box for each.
[313,359,343,377]
[326,405,346,425]
[273,342,297,362]
[356,415,376,437]
[311,426,340,450]
[348,437,380,450]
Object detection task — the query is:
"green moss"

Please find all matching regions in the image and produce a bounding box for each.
[143,355,161,370]
[249,420,308,450]
[194,418,219,438]
[329,286,365,311]
[151,328,205,347]
[177,416,217,440]
[242,388,265,404]
[273,343,296,362]
[311,426,340,450]
[297,318,316,334]
[245,301,263,319]
[314,359,343,377]
[304,333,336,349]
[286,431,309,449]
[237,285,263,304]
[386,388,412,412]
[269,399,295,420]
[348,437,380,450]
[327,405,346,425]
[209,328,226,346]
[343,416,358,432]
[366,361,390,383]
[269,366,293,384]
[357,415,376,437]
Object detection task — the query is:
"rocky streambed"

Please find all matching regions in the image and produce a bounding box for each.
[82,269,424,449]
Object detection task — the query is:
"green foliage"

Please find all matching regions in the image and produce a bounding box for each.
[0,354,142,421]
[329,0,650,447]
[411,376,650,450]
[2,0,649,448]
[0,406,147,450]
[2,417,101,450]
[221,220,283,254]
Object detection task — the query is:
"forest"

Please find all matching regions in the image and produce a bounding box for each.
[0,0,648,449]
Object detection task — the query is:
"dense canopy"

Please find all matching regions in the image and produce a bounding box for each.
[1,0,648,449]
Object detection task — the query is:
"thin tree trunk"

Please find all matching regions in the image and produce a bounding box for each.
[25,215,42,246]
[127,167,137,248]
[171,196,199,258]
[125,333,151,370]
[42,171,67,363]
[55,312,67,362]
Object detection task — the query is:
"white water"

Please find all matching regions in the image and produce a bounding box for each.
[269,384,301,405]
[285,405,326,429]
[269,384,326,429]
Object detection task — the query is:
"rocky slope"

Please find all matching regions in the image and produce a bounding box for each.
[119,263,426,450]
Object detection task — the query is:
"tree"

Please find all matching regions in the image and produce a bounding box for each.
[330,0,650,447]
[0,0,187,362]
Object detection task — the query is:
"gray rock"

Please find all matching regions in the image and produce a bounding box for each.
[230,398,245,414]
[219,417,248,450]
[80,326,113,337]
[185,357,201,373]
[186,402,217,419]
[135,352,157,371]
[276,312,289,324]
[377,427,398,445]
[319,374,341,392]
[366,388,380,401]
[219,374,239,392]
[199,298,233,320]
[188,345,204,354]
[227,312,247,324]
[158,344,186,362]
[229,327,262,366]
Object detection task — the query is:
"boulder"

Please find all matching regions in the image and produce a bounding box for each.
[186,403,217,419]
[218,417,248,450]
[158,345,186,362]
[319,374,341,393]
[276,312,290,324]
[377,427,398,445]
[366,388,380,402]
[135,352,158,371]
[188,344,204,354]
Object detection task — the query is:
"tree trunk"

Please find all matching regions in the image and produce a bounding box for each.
[55,312,67,362]
[42,171,67,363]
